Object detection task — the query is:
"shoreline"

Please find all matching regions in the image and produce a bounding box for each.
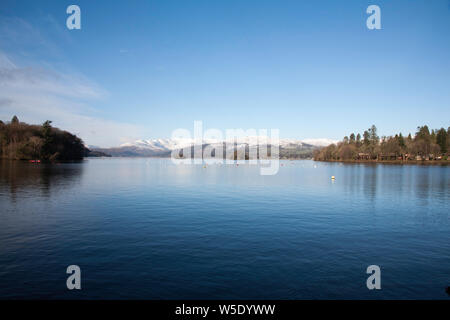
[2,157,449,166]
[313,159,449,166]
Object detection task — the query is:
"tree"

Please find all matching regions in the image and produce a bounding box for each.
[415,126,431,156]
[343,136,349,144]
[349,133,355,144]
[339,144,357,160]
[27,136,43,159]
[41,120,53,159]
[356,133,361,147]
[431,129,437,144]
[415,125,430,140]
[447,127,450,152]
[313,124,449,162]
[0,119,86,160]
[363,130,370,145]
[369,125,379,145]
[381,136,401,156]
[436,128,447,154]
[398,133,405,148]
[11,115,19,124]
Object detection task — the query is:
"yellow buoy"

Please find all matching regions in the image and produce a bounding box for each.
[331,176,335,180]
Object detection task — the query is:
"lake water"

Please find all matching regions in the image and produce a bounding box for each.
[0,158,449,299]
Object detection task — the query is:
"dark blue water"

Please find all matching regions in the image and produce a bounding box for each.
[0,158,449,299]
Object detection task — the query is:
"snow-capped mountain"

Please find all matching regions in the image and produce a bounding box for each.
[119,137,337,151]
[90,137,337,158]
[299,138,339,147]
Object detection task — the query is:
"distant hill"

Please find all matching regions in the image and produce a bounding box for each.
[92,145,169,157]
[85,149,112,157]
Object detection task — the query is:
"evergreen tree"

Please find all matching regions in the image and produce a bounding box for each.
[398,133,405,148]
[436,128,447,154]
[363,131,370,145]
[349,133,355,143]
[430,129,436,144]
[416,125,430,140]
[369,125,379,145]
[356,133,361,147]
[447,127,450,151]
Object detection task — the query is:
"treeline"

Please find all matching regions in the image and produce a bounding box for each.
[314,125,449,161]
[0,116,86,161]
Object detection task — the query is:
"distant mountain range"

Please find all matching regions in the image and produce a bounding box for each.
[90,138,337,159]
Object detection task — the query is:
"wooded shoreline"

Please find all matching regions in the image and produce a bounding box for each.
[313,124,449,164]
[314,159,449,166]
[0,116,87,161]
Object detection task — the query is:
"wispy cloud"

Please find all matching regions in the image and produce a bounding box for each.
[0,14,144,147]
[0,51,143,147]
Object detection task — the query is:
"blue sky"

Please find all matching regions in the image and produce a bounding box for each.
[0,0,449,146]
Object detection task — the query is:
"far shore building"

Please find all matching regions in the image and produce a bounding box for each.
[357,153,370,160]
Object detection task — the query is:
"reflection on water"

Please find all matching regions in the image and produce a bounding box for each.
[0,160,84,201]
[0,159,449,299]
